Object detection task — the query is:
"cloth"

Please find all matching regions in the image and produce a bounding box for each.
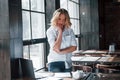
[46,26,77,69]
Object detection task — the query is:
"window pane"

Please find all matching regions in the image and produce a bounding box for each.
[23,46,30,59]
[30,43,45,70]
[31,0,45,12]
[76,5,79,18]
[71,19,80,34]
[22,11,31,40]
[60,0,68,10]
[22,0,29,10]
[70,0,79,3]
[76,38,79,50]
[22,0,46,72]
[68,1,79,18]
[31,12,46,39]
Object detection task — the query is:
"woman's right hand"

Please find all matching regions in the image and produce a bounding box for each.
[57,26,63,33]
[53,26,63,53]
[57,23,65,32]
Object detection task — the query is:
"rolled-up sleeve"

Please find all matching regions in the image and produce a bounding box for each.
[46,29,56,48]
[70,29,77,46]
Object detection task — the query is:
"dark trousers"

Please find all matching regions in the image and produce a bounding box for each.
[48,61,72,72]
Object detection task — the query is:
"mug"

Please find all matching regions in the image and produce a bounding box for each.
[109,44,115,53]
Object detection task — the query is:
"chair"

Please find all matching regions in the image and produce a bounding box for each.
[96,64,120,73]
[12,58,48,80]
[11,58,35,79]
[72,64,92,72]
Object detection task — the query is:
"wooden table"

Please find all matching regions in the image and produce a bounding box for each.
[93,73,120,80]
[73,50,120,56]
[15,72,120,80]
[72,50,120,64]
[72,55,120,65]
[72,52,120,73]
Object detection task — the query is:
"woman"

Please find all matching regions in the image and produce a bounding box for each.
[46,8,77,72]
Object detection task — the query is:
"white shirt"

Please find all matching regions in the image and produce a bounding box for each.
[46,26,77,69]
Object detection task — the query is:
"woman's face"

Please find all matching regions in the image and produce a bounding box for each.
[57,14,66,28]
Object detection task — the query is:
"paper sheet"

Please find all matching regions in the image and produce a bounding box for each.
[82,50,97,54]
[38,77,62,80]
[80,57,101,61]
[35,72,54,79]
[71,56,85,61]
[98,56,110,62]
[95,50,108,54]
[54,72,71,78]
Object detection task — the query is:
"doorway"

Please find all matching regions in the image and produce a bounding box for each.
[99,0,120,49]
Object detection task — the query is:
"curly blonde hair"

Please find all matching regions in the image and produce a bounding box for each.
[50,8,72,28]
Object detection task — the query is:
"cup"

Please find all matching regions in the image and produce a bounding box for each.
[109,44,115,53]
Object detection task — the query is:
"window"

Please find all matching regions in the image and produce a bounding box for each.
[22,0,46,71]
[60,0,80,50]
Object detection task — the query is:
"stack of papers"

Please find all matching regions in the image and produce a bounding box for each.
[38,77,62,80]
[37,72,71,80]
[95,50,108,54]
[82,50,97,54]
[71,56,101,62]
[80,57,101,61]
[71,56,85,61]
[72,50,84,54]
[98,56,110,62]
[54,72,71,78]
[35,72,54,79]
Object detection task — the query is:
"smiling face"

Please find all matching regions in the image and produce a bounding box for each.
[57,14,66,28]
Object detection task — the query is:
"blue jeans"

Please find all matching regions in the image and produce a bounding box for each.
[48,61,72,72]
